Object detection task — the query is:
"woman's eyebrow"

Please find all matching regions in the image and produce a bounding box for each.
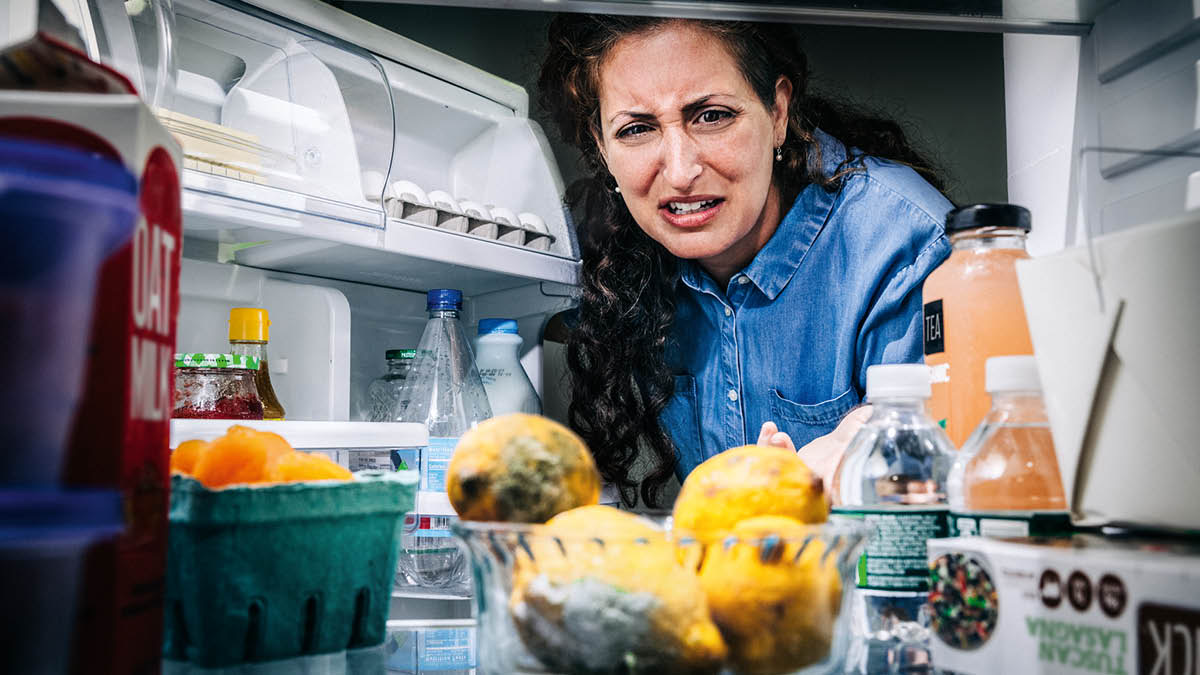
[608,94,731,124]
[609,110,655,123]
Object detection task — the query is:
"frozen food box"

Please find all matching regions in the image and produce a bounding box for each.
[928,535,1200,675]
[0,89,182,675]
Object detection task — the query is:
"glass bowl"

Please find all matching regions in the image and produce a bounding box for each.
[452,517,873,675]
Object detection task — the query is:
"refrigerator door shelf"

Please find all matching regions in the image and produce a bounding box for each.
[181,180,579,294]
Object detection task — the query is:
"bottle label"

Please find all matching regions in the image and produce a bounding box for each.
[832,505,950,592]
[418,628,476,669]
[401,513,459,555]
[346,449,394,472]
[949,510,1073,538]
[923,299,945,355]
[420,437,458,492]
[478,367,512,386]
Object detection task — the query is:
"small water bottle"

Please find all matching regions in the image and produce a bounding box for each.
[474,318,541,416]
[395,289,492,592]
[365,349,415,422]
[831,364,956,675]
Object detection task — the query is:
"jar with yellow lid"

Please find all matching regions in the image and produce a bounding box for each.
[228,307,286,420]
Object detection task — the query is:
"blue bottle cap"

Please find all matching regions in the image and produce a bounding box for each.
[427,289,463,311]
[478,318,519,335]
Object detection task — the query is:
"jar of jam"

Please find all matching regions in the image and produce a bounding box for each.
[173,353,264,420]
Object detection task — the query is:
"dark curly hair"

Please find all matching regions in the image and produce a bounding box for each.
[538,15,945,508]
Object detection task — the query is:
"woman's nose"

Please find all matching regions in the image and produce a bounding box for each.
[661,130,702,190]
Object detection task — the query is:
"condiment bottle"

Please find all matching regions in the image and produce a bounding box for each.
[922,204,1034,447]
[831,364,955,675]
[951,355,1070,537]
[228,307,286,421]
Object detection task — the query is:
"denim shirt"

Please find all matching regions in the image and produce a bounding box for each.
[662,129,952,481]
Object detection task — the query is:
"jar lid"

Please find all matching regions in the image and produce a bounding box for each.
[386,349,417,360]
[174,353,260,370]
[945,203,1031,233]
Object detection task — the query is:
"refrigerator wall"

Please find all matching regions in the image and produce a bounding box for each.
[1005,0,1200,253]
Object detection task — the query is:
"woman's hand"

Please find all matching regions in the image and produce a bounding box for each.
[757,406,873,491]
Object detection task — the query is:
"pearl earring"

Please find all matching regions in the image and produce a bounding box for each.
[774,146,783,162]
[614,185,621,194]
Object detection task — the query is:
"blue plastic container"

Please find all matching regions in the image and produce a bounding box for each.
[0,138,138,484]
[0,488,123,674]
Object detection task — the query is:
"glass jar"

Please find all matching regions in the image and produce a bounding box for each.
[172,353,264,420]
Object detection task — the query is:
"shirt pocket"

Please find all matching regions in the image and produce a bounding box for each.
[769,387,859,445]
[661,374,703,479]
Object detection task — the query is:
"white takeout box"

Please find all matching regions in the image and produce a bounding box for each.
[1016,212,1200,531]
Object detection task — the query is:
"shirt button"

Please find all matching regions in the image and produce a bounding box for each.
[727,388,739,402]
[737,275,750,285]
[724,306,733,317]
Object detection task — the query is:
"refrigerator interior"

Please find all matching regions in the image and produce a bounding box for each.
[30,0,1197,664]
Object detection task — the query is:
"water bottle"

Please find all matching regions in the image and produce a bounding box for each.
[365,349,415,422]
[831,364,956,675]
[474,318,541,415]
[395,289,492,591]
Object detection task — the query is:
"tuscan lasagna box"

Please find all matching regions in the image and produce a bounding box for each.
[927,535,1200,675]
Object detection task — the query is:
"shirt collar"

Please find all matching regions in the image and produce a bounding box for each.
[678,128,849,300]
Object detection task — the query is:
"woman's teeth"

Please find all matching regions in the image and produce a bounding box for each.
[667,199,718,215]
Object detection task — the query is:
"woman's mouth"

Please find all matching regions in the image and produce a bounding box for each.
[660,198,724,228]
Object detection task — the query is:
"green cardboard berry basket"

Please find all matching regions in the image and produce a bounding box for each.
[163,470,418,667]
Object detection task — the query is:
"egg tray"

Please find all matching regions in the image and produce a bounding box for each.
[384,197,554,251]
[163,471,418,668]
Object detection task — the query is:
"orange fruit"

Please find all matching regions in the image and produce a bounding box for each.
[510,505,726,673]
[256,429,293,461]
[191,427,272,488]
[170,439,209,475]
[265,450,352,482]
[447,413,600,523]
[698,515,842,674]
[673,445,828,543]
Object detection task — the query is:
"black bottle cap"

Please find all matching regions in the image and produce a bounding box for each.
[945,203,1032,233]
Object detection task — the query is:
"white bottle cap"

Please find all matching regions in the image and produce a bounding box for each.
[986,355,1041,393]
[866,364,931,400]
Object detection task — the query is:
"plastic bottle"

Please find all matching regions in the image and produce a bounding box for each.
[950,355,1070,537]
[366,349,416,422]
[395,289,492,591]
[831,364,956,675]
[474,318,541,416]
[228,307,286,420]
[922,204,1034,447]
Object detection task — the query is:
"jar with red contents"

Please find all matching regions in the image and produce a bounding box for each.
[172,353,264,420]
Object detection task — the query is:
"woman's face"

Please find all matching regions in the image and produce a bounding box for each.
[595,23,790,276]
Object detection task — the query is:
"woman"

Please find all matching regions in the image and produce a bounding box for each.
[539,16,952,507]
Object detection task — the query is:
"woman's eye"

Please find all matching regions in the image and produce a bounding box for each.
[616,123,652,139]
[696,109,733,125]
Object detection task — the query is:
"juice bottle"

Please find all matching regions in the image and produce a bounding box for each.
[923,204,1034,447]
[950,355,1070,537]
